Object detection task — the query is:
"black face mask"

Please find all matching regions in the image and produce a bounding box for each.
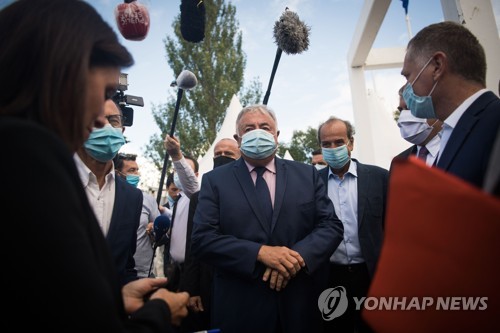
[213,156,236,169]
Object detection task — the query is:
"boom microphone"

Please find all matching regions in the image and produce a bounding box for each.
[273,9,310,55]
[174,69,198,90]
[156,70,198,205]
[180,0,206,43]
[263,8,310,105]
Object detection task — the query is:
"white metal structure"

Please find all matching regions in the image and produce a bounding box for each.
[348,0,499,167]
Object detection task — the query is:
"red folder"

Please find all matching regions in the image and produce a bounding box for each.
[363,157,500,333]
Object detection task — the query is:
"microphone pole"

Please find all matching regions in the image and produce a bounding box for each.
[156,70,197,205]
[156,88,184,205]
[262,8,310,106]
[263,48,282,105]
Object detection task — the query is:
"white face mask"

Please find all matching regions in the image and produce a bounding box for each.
[314,164,327,171]
[397,110,434,145]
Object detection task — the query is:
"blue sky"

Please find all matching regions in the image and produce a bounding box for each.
[85,0,449,155]
[1,0,498,169]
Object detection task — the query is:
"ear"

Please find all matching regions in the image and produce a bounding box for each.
[233,133,241,147]
[348,137,354,152]
[431,51,446,81]
[276,130,280,138]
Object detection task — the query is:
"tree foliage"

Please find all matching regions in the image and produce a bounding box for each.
[145,0,262,169]
[277,127,320,163]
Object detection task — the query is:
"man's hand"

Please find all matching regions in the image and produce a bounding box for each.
[263,268,290,291]
[188,296,204,313]
[164,134,182,161]
[150,289,190,326]
[122,277,168,314]
[257,245,305,278]
[122,278,189,326]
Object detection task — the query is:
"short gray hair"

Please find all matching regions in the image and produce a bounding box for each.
[235,104,278,136]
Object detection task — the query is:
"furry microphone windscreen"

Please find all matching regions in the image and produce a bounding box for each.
[180,0,206,43]
[176,70,198,90]
[273,9,310,55]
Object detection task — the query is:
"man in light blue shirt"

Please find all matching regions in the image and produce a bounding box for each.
[318,116,388,333]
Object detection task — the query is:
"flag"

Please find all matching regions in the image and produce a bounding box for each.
[400,0,409,15]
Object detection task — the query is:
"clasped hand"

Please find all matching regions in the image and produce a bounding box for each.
[122,277,189,326]
[257,245,305,291]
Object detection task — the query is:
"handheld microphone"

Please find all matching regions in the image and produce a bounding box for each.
[148,215,171,277]
[153,215,171,247]
[263,8,310,105]
[180,0,206,43]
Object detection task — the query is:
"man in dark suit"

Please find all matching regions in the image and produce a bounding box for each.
[191,105,344,333]
[318,116,388,333]
[180,138,241,332]
[75,100,142,285]
[401,21,500,188]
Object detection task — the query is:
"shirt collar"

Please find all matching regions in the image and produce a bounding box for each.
[73,153,116,187]
[423,134,440,157]
[444,88,488,130]
[244,158,276,174]
[328,159,358,179]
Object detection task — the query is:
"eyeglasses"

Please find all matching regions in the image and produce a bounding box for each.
[105,114,126,128]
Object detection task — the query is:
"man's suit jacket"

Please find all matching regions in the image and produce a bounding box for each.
[319,159,388,277]
[179,191,213,331]
[389,145,417,174]
[106,176,142,285]
[483,128,500,196]
[3,117,173,331]
[191,157,344,333]
[437,91,500,188]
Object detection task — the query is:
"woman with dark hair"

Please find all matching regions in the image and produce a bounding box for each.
[0,0,188,331]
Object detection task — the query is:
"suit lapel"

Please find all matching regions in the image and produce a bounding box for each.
[271,158,286,233]
[355,160,369,230]
[107,177,124,241]
[438,92,494,170]
[233,158,271,233]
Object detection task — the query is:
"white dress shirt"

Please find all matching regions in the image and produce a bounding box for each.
[438,89,488,163]
[74,154,116,236]
[169,193,190,263]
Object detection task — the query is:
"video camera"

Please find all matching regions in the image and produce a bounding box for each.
[112,73,144,127]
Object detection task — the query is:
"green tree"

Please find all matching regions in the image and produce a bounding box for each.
[145,0,262,169]
[277,127,320,163]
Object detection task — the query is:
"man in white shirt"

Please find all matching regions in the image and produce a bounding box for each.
[160,134,199,291]
[74,100,142,285]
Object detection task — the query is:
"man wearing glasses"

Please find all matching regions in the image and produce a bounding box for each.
[74,99,142,285]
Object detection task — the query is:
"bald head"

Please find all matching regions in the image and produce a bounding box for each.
[214,138,240,159]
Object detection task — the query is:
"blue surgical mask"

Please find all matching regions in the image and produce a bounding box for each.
[323,145,350,169]
[240,129,277,160]
[167,194,176,207]
[403,57,438,119]
[173,172,184,192]
[125,174,140,187]
[84,124,125,162]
